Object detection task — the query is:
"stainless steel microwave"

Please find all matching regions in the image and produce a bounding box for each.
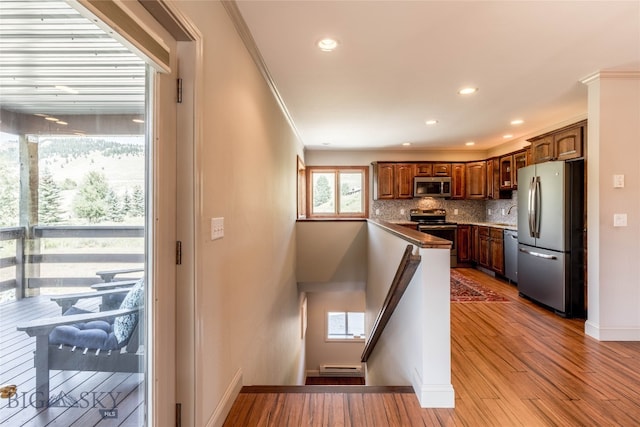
[413,176,452,198]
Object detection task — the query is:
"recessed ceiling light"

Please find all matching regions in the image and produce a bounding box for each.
[425,119,438,125]
[503,134,513,139]
[321,142,331,146]
[465,141,475,146]
[510,119,524,125]
[45,117,58,121]
[402,142,411,146]
[458,87,478,95]
[132,119,144,124]
[317,38,338,52]
[56,120,68,125]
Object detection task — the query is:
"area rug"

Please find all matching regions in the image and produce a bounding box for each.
[450,270,509,302]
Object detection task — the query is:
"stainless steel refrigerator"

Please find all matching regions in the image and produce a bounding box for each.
[517,160,585,317]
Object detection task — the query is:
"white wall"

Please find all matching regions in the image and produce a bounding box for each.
[584,71,640,340]
[168,2,305,426]
[304,291,366,375]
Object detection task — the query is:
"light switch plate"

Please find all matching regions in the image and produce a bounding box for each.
[613,213,627,227]
[613,174,625,188]
[211,217,224,240]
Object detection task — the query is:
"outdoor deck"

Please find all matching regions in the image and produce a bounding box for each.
[0,294,145,426]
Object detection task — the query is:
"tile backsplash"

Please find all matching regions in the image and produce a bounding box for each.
[371,191,518,225]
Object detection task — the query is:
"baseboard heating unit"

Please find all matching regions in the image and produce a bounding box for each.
[319,364,363,377]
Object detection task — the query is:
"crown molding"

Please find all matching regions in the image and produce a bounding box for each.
[222,1,304,151]
[581,70,640,85]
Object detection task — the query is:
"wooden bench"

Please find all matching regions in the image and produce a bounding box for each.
[95,267,144,282]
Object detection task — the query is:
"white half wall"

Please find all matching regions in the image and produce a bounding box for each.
[365,222,454,407]
[583,71,640,340]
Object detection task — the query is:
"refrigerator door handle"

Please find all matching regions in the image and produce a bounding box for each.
[519,248,557,260]
[533,176,541,238]
[528,177,536,238]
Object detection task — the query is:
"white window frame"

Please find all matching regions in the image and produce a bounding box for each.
[326,311,366,342]
[306,166,369,219]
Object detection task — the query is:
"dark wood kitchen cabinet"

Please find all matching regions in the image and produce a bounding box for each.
[478,226,490,268]
[486,157,500,200]
[466,161,487,199]
[414,163,433,176]
[372,162,414,199]
[489,228,504,275]
[395,163,415,198]
[457,224,471,264]
[432,163,452,177]
[500,149,528,190]
[471,225,480,263]
[451,163,466,199]
[529,120,586,164]
[477,226,504,275]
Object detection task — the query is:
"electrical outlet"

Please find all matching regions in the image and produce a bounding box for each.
[501,209,506,215]
[454,209,459,215]
[488,209,492,215]
[211,217,224,240]
[400,209,405,215]
[375,209,380,216]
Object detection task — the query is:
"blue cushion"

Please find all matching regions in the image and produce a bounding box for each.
[49,307,121,350]
[113,279,144,344]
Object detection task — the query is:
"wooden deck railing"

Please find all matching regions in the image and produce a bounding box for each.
[0,225,144,297]
[361,244,421,362]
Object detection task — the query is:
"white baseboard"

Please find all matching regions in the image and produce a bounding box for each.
[585,320,640,341]
[206,369,243,427]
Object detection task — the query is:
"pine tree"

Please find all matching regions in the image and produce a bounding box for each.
[313,175,332,207]
[39,169,65,224]
[0,165,18,227]
[121,190,132,217]
[105,189,124,222]
[73,171,110,223]
[130,185,145,217]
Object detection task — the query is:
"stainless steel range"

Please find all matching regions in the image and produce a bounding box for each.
[410,208,457,267]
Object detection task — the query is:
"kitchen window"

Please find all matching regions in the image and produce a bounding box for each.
[306,166,369,218]
[327,311,365,341]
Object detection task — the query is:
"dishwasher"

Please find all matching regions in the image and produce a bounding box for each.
[503,229,518,284]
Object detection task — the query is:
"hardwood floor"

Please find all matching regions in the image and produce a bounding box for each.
[224,268,640,426]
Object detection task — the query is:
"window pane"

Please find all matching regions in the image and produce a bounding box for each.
[339,172,363,213]
[327,312,346,337]
[348,312,365,337]
[312,172,335,214]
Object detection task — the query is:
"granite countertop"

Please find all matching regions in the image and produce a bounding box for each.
[461,221,517,231]
[388,219,517,231]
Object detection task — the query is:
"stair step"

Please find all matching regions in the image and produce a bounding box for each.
[240,385,413,394]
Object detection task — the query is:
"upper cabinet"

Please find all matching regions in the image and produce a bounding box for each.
[451,163,466,199]
[528,120,586,164]
[414,162,451,177]
[372,162,414,200]
[432,163,452,177]
[499,149,528,190]
[466,161,487,199]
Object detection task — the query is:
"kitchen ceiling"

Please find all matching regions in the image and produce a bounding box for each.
[235,1,640,151]
[1,1,638,150]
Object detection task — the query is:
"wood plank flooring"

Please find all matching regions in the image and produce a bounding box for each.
[0,294,144,426]
[224,268,640,426]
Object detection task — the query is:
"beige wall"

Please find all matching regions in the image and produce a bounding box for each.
[296,221,367,289]
[169,1,305,426]
[304,291,365,374]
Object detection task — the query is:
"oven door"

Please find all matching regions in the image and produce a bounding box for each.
[417,225,457,266]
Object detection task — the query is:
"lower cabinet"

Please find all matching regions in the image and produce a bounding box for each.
[456,225,471,263]
[489,228,504,275]
[472,225,504,275]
